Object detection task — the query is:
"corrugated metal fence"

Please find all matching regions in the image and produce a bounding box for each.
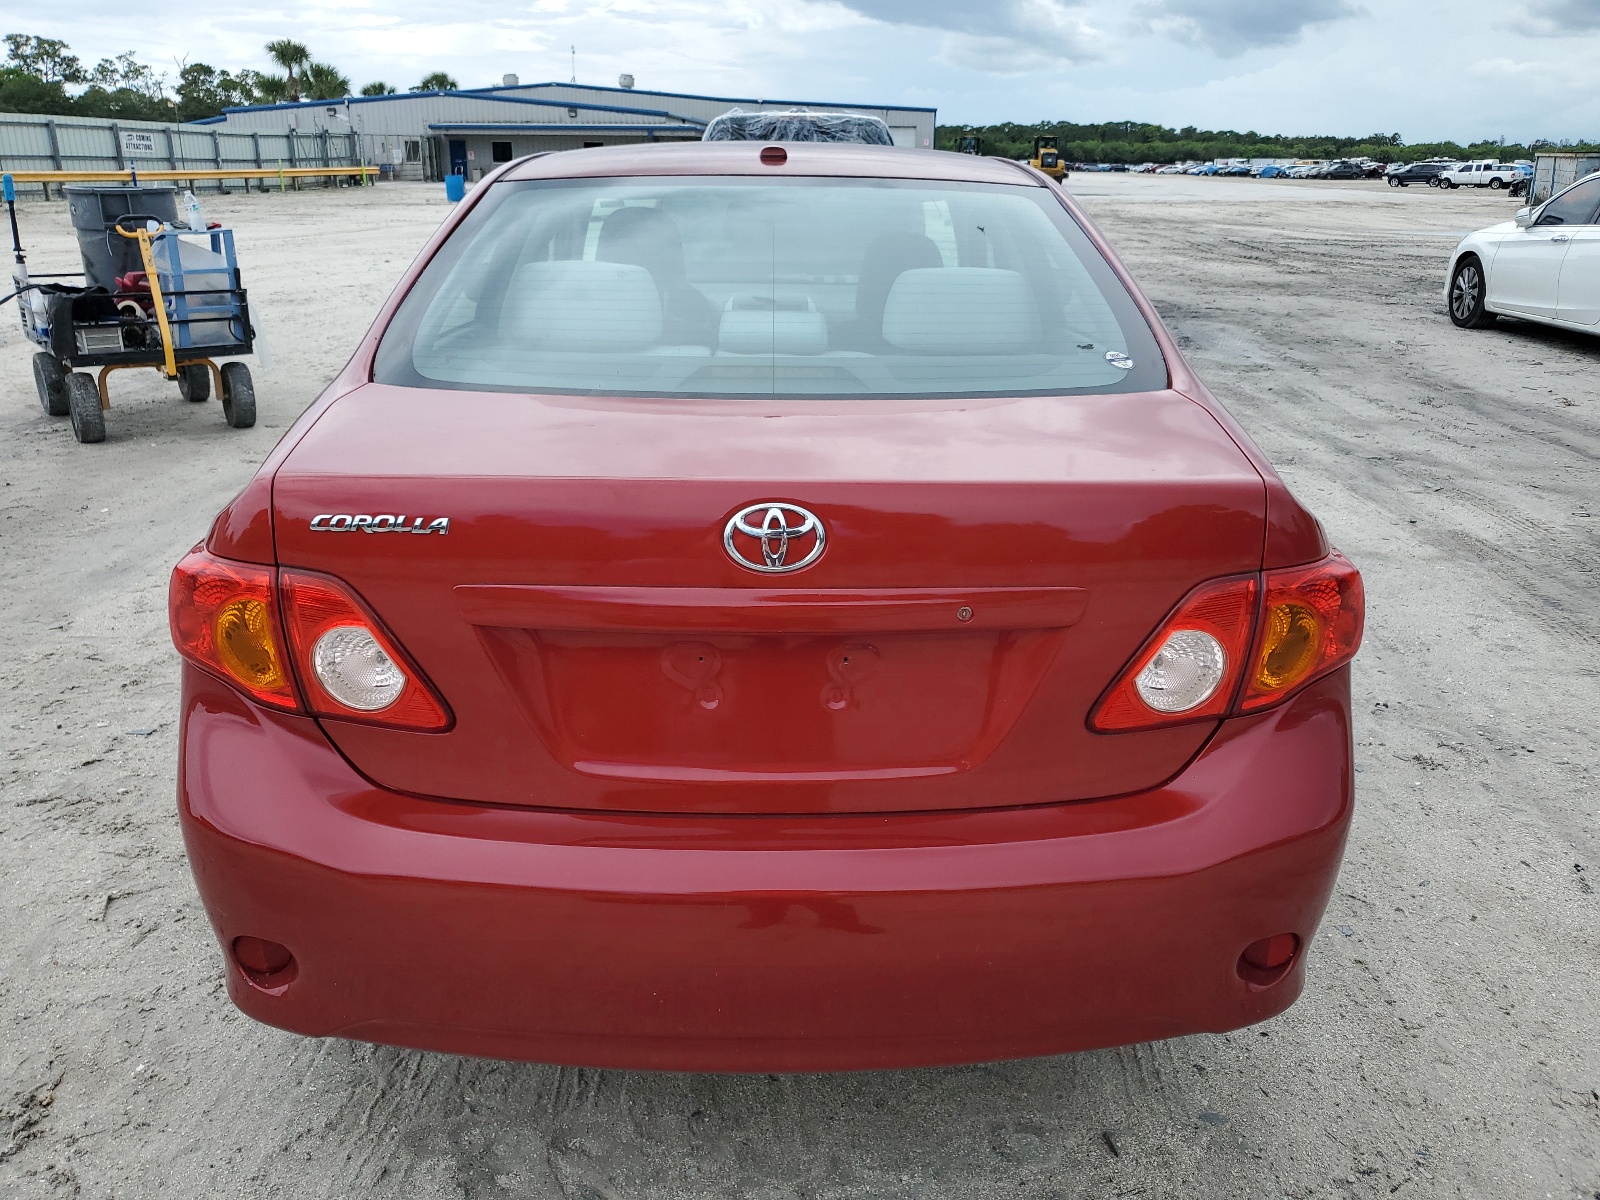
[1531,154,1600,206]
[0,111,362,196]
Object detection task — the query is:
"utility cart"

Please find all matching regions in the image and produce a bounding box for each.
[9,181,258,444]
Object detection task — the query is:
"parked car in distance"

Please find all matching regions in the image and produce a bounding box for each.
[1386,161,1451,187]
[1318,161,1365,181]
[1156,164,1185,174]
[1221,164,1252,176]
[168,140,1364,1073]
[1441,161,1521,190]
[1447,170,1600,335]
[1255,165,1292,179]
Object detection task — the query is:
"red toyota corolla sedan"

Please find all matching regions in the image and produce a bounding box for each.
[170,142,1362,1072]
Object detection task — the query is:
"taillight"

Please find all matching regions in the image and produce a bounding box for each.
[1091,575,1258,731]
[279,569,451,731]
[169,549,298,711]
[1239,551,1363,712]
[1090,551,1363,732]
[169,551,451,730]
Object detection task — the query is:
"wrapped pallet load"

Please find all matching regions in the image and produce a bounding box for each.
[702,109,894,145]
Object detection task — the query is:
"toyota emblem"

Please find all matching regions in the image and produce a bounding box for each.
[723,504,826,574]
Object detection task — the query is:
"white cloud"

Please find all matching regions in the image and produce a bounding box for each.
[12,0,1600,142]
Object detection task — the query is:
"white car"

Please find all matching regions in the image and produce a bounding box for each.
[1440,161,1521,190]
[1446,171,1600,333]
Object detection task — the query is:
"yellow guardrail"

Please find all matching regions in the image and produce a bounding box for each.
[3,165,380,192]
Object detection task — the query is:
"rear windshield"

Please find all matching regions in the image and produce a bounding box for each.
[373,176,1166,399]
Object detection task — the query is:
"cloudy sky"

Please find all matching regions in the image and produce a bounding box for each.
[25,0,1600,141]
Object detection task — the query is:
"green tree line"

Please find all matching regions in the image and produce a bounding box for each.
[0,33,461,122]
[937,120,1599,165]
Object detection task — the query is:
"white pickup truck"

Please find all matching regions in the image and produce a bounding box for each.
[1440,161,1521,190]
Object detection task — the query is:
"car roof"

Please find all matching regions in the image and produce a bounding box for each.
[500,141,1043,186]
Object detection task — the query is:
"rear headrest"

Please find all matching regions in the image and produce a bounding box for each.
[719,297,828,355]
[881,268,1038,354]
[855,233,942,329]
[502,260,662,351]
[597,206,688,283]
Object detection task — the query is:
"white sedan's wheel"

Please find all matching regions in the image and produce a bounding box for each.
[1449,257,1496,330]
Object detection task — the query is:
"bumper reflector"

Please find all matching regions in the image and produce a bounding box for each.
[232,936,298,989]
[1237,933,1300,986]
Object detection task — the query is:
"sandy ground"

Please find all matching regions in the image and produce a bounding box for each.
[0,175,1596,1200]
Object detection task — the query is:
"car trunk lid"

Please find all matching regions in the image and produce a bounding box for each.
[271,383,1266,815]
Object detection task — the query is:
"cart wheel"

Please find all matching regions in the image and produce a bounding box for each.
[221,362,255,429]
[33,352,69,416]
[66,373,105,443]
[178,363,211,402]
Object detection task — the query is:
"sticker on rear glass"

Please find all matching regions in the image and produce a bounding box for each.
[1105,351,1134,370]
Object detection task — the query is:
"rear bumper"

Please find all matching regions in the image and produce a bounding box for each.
[178,665,1353,1072]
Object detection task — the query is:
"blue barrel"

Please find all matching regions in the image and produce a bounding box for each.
[444,174,466,202]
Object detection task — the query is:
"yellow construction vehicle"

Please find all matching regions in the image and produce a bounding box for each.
[1029,136,1068,181]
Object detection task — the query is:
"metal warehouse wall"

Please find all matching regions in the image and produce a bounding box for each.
[204,93,704,178]
[207,94,703,139]
[1531,154,1600,205]
[204,85,937,162]
[480,83,938,147]
[0,111,363,196]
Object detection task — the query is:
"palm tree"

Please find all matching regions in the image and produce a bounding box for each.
[264,39,310,102]
[253,74,289,104]
[414,71,457,92]
[360,81,395,96]
[302,61,350,100]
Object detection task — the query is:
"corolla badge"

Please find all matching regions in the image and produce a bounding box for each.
[723,504,825,573]
[310,513,450,534]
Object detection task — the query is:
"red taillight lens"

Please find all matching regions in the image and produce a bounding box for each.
[1239,551,1363,712]
[169,549,298,711]
[1090,575,1259,731]
[279,569,451,731]
[1090,550,1363,732]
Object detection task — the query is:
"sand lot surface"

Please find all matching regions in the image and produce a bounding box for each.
[1,174,1596,1199]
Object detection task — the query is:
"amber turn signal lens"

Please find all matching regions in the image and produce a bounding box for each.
[1254,601,1320,692]
[1238,550,1363,712]
[214,597,286,692]
[168,549,299,711]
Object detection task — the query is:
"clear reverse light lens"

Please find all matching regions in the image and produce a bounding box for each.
[1134,629,1226,713]
[311,625,406,711]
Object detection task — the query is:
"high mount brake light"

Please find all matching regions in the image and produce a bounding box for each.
[1091,551,1363,732]
[169,549,297,711]
[279,570,451,731]
[1240,551,1363,712]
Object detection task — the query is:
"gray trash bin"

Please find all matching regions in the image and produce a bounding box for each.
[65,184,180,290]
